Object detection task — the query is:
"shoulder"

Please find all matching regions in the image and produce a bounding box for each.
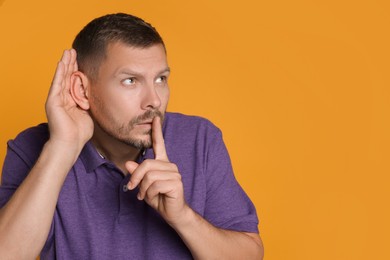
[8,123,49,166]
[163,112,221,138]
[11,123,49,148]
[162,112,224,159]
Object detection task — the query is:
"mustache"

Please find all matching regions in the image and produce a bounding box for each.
[131,110,164,125]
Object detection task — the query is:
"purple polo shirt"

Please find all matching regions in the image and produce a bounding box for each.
[0,112,259,259]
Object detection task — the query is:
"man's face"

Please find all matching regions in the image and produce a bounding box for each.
[88,42,170,149]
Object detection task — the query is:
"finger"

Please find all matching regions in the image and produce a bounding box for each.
[69,49,77,74]
[142,179,182,202]
[48,51,69,97]
[49,61,64,94]
[61,49,71,78]
[64,49,77,93]
[71,49,79,71]
[126,159,177,190]
[61,49,71,66]
[152,116,168,161]
[126,161,139,173]
[125,161,139,189]
[137,170,181,200]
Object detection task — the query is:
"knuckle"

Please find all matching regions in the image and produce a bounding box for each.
[174,172,182,180]
[140,160,150,170]
[143,159,153,166]
[145,191,154,201]
[143,172,154,183]
[176,182,184,191]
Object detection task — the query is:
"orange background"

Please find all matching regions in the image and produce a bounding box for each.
[1,0,389,259]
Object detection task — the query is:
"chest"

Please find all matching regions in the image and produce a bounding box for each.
[49,159,205,259]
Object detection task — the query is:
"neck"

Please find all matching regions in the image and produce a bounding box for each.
[91,124,141,174]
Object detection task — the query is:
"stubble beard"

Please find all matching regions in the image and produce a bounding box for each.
[94,109,165,150]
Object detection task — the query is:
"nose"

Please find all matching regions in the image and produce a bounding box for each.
[141,84,161,110]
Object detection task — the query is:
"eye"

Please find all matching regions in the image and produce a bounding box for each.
[155,76,167,84]
[122,78,135,86]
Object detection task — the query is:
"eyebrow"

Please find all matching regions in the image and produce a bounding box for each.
[159,67,171,75]
[117,67,171,77]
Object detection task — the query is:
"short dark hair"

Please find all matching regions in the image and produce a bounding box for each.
[72,13,165,80]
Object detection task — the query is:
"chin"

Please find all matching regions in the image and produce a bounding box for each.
[122,134,152,150]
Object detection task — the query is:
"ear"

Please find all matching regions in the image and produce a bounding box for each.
[70,71,90,110]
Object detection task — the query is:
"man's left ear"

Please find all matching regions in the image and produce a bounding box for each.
[70,71,90,110]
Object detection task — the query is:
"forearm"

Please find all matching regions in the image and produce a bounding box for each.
[0,140,80,259]
[172,207,264,260]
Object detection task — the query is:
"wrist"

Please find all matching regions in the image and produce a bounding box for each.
[169,205,200,231]
[45,139,83,164]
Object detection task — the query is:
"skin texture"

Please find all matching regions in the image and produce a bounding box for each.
[74,42,170,172]
[0,50,92,258]
[88,42,170,151]
[0,45,264,259]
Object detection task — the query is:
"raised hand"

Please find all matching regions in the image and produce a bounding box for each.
[45,49,93,152]
[125,116,189,226]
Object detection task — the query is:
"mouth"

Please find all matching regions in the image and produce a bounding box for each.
[132,111,163,128]
[136,120,153,125]
[134,120,153,129]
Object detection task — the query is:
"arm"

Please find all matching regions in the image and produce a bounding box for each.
[0,50,93,259]
[126,117,264,259]
[173,208,263,259]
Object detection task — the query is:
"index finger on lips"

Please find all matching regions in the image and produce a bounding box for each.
[152,116,169,161]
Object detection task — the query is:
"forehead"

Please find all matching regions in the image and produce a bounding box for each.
[100,41,168,74]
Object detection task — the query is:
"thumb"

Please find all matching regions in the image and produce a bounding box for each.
[125,161,139,189]
[125,161,139,174]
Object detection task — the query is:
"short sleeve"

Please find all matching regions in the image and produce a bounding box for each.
[0,125,55,255]
[0,140,33,208]
[203,129,259,233]
[1,124,49,208]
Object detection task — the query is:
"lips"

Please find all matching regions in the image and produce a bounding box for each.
[136,120,153,125]
[135,120,153,128]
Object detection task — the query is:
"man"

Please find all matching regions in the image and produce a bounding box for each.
[0,13,263,259]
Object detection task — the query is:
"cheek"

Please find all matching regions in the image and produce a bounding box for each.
[89,91,117,122]
[89,92,104,114]
[159,87,170,107]
[90,88,124,112]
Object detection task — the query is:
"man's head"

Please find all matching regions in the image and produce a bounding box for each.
[72,13,165,82]
[71,13,170,150]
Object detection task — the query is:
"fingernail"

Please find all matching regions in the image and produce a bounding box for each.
[137,193,142,200]
[127,182,133,190]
